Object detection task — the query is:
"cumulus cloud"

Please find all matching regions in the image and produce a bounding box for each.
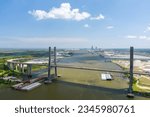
[28,3,91,21]
[90,14,105,20]
[106,25,114,29]
[28,3,104,21]
[84,24,89,28]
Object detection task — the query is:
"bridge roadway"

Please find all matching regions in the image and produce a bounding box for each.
[6,58,150,76]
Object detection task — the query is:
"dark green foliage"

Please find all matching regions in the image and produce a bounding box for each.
[3,64,9,70]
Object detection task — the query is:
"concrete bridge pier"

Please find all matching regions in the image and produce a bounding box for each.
[11,63,15,76]
[15,64,18,71]
[19,63,22,72]
[22,64,24,73]
[7,62,11,70]
[27,64,32,79]
[11,63,15,71]
[9,63,12,70]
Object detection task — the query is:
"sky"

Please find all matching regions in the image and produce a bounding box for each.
[0,0,150,48]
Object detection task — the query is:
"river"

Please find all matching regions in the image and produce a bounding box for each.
[0,50,149,100]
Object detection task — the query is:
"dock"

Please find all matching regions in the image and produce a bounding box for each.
[12,82,42,91]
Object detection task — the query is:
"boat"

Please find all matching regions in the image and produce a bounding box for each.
[101,72,112,80]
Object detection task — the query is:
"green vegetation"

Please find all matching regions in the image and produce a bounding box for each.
[32,65,47,71]
[0,70,23,77]
[112,60,150,95]
[133,77,150,98]
[0,56,48,78]
[0,57,23,78]
[0,65,23,89]
[0,57,25,89]
[138,77,150,87]
[0,58,9,77]
[132,78,139,91]
[0,79,16,89]
[133,83,145,92]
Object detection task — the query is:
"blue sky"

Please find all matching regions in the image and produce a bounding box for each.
[0,0,150,48]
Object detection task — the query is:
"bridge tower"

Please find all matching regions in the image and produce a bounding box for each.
[127,46,134,98]
[54,47,57,78]
[45,47,52,84]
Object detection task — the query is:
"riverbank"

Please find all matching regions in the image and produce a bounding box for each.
[112,60,150,94]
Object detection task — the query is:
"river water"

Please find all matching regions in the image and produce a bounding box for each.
[0,50,149,100]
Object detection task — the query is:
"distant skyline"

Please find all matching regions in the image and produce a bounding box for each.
[1,0,150,48]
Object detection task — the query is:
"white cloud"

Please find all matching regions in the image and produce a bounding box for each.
[90,14,105,20]
[139,36,150,40]
[84,24,89,28]
[106,25,114,29]
[126,35,150,41]
[28,3,91,21]
[28,3,105,21]
[126,35,137,39]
